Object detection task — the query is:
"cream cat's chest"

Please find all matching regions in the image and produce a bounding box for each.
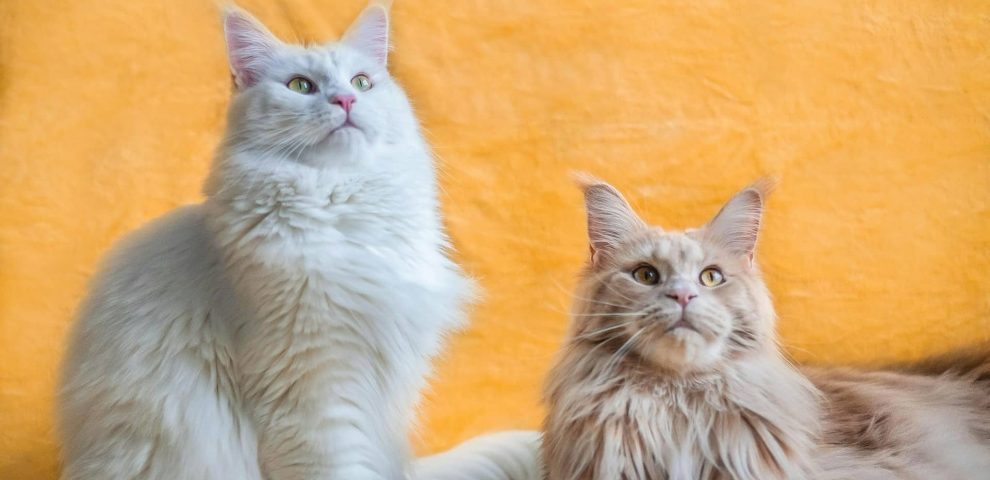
[590,382,801,480]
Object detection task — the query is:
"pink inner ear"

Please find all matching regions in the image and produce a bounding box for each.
[224,11,278,89]
[342,6,389,66]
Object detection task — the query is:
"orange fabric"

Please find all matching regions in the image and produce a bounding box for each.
[1,1,988,477]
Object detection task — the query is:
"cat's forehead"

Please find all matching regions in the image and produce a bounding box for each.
[620,230,706,267]
[274,44,376,76]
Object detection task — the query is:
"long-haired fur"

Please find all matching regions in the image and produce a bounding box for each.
[543,176,990,479]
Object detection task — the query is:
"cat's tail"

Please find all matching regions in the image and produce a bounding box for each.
[411,430,542,480]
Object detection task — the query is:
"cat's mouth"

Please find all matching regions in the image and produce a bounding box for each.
[664,318,699,334]
[323,119,363,140]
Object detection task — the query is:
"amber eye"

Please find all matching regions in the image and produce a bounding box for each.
[699,267,725,287]
[632,265,660,285]
[351,73,373,91]
[287,77,315,94]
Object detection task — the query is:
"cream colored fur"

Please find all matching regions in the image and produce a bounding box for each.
[543,176,990,479]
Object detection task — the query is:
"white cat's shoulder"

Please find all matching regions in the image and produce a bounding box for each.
[76,205,225,332]
[94,205,214,285]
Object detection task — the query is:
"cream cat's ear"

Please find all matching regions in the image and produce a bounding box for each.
[342,1,391,66]
[575,173,648,267]
[223,6,282,89]
[704,177,775,264]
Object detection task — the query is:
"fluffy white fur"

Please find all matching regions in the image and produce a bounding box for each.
[58,3,539,479]
[414,431,542,480]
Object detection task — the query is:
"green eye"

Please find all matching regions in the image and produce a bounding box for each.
[287,77,315,94]
[632,265,660,285]
[351,74,372,91]
[700,267,725,287]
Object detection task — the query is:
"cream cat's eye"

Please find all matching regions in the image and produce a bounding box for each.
[287,77,315,94]
[699,267,724,287]
[632,265,660,285]
[351,74,373,91]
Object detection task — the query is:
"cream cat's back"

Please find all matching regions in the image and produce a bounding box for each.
[806,362,990,479]
[59,205,261,480]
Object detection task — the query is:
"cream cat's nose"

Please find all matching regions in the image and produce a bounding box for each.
[332,94,356,113]
[665,287,698,308]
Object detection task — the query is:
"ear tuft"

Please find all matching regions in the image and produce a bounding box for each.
[223,6,280,89]
[575,172,648,266]
[342,1,391,66]
[747,176,777,199]
[704,177,775,261]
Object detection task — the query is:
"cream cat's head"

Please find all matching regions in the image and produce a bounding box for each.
[222,2,415,165]
[573,176,777,373]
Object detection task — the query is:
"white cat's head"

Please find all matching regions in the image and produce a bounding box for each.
[222,2,415,165]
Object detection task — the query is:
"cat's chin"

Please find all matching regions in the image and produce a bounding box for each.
[301,127,372,165]
[319,123,367,146]
[641,331,724,373]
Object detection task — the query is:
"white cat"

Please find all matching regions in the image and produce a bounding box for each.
[57,3,540,479]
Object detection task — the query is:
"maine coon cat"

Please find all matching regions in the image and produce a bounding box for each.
[58,3,539,479]
[542,176,990,479]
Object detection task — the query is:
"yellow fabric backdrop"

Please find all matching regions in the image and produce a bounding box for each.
[1,0,988,477]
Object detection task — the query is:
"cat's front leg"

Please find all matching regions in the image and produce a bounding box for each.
[259,429,390,480]
[245,346,405,480]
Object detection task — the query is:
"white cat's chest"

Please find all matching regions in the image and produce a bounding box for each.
[230,217,455,335]
[275,239,455,334]
[213,181,466,355]
[216,196,467,451]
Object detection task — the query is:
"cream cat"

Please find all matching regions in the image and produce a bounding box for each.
[58,3,539,479]
[543,176,990,479]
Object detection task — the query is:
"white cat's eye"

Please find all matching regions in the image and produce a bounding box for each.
[287,77,315,94]
[699,267,724,287]
[632,265,660,285]
[351,74,373,91]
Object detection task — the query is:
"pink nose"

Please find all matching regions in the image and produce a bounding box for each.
[666,288,698,308]
[331,94,356,113]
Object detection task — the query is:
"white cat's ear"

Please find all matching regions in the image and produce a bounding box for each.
[223,7,281,89]
[705,178,775,263]
[342,1,391,66]
[576,173,648,266]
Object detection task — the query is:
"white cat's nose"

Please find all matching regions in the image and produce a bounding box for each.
[331,94,356,113]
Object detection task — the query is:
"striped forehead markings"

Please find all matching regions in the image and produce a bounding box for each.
[652,234,705,269]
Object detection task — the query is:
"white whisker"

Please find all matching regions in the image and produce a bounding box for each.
[576,321,638,340]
